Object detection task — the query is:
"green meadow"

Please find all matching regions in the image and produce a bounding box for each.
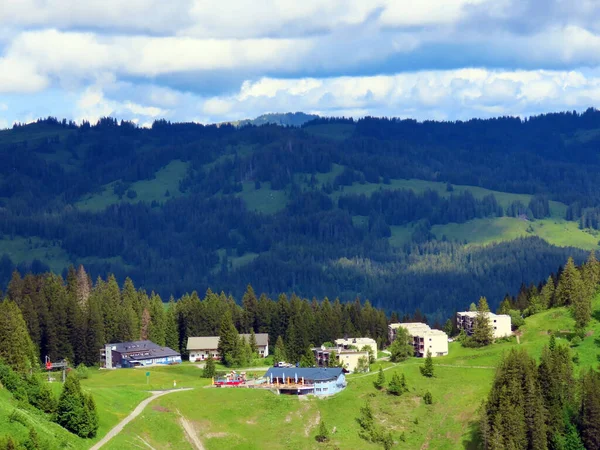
[76,160,189,211]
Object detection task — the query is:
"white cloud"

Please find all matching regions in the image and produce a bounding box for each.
[0,58,48,93]
[76,87,166,124]
[195,68,600,123]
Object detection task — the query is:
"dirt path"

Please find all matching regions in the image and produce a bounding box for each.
[90,388,193,450]
[352,361,495,379]
[177,409,206,450]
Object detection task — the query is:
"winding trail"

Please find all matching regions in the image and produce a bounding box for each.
[90,388,193,450]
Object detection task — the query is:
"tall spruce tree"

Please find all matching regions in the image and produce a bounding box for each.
[580,368,600,450]
[483,348,547,450]
[0,299,38,373]
[540,276,555,309]
[273,335,286,363]
[164,298,179,352]
[218,311,240,367]
[472,297,494,347]
[555,257,583,307]
[56,372,98,438]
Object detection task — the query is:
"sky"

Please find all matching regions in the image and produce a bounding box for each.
[2,0,600,128]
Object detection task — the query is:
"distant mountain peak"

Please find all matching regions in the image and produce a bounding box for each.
[226,112,319,128]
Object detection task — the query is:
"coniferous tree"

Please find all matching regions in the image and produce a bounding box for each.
[300,347,316,368]
[540,276,555,310]
[148,292,166,346]
[218,311,240,367]
[0,299,38,373]
[164,298,179,352]
[55,372,98,438]
[82,393,99,438]
[420,350,434,377]
[443,319,453,337]
[273,335,286,363]
[249,329,258,355]
[389,326,413,362]
[315,419,329,442]
[580,368,600,450]
[472,297,494,347]
[483,348,547,450]
[202,354,216,379]
[388,372,404,396]
[373,366,385,390]
[555,257,583,307]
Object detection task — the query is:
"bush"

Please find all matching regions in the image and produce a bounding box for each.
[423,391,433,405]
[570,336,582,347]
[75,363,89,380]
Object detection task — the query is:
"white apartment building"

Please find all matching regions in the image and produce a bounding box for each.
[388,322,449,357]
[456,311,512,339]
[334,337,377,359]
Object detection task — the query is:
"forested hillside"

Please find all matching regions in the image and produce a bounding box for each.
[3,111,600,319]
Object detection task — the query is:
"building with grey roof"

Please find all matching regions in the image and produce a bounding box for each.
[187,333,269,362]
[100,340,181,368]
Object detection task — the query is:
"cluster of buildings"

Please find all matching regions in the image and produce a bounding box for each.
[99,307,512,397]
[312,337,377,373]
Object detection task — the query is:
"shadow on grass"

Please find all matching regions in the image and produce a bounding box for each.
[592,309,600,323]
[462,420,483,450]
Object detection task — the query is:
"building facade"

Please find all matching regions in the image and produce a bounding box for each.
[334,337,377,359]
[313,347,369,373]
[264,367,346,396]
[456,312,512,339]
[101,340,181,368]
[388,323,449,357]
[187,333,269,362]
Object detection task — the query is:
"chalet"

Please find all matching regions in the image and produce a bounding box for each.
[100,340,181,368]
[187,333,269,362]
[264,367,346,396]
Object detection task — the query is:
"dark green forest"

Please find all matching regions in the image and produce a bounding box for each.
[3,110,600,319]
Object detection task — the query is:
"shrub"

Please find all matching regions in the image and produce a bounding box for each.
[423,391,433,405]
[373,366,385,390]
[570,336,582,347]
[315,420,329,442]
[75,363,89,380]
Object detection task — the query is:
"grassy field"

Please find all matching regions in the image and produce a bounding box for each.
[235,181,288,214]
[20,296,589,450]
[76,160,189,211]
[432,217,600,250]
[0,236,70,273]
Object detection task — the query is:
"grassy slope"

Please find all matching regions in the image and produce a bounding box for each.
[432,217,600,251]
[76,160,189,211]
[92,296,600,450]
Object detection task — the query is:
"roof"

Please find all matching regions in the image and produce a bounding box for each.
[128,347,180,360]
[108,340,162,354]
[457,311,509,319]
[335,337,376,345]
[186,333,269,350]
[187,336,219,350]
[265,367,344,382]
[106,340,180,359]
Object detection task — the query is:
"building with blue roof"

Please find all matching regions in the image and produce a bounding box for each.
[264,367,346,396]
